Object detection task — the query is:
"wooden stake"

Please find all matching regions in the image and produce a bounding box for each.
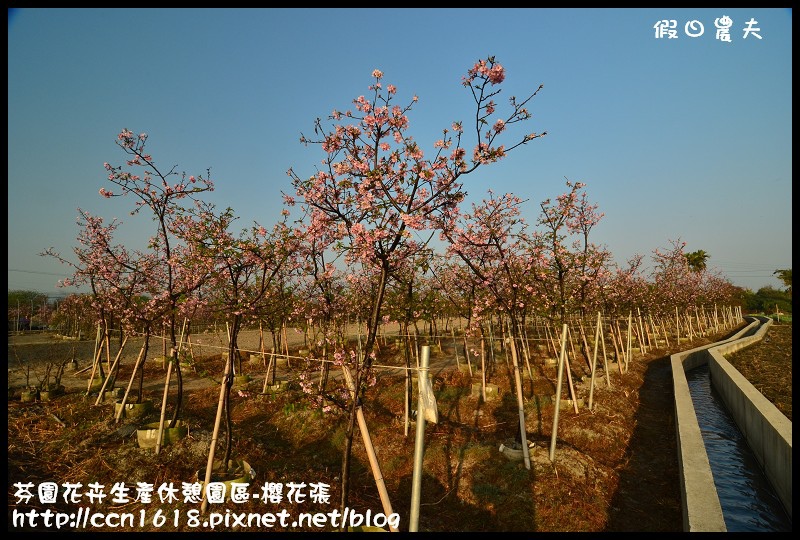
[636,307,647,355]
[342,364,398,531]
[480,336,487,402]
[155,319,187,454]
[200,349,232,514]
[86,338,105,393]
[564,326,579,414]
[549,324,568,462]
[516,320,535,383]
[115,343,147,423]
[578,321,593,373]
[463,334,473,377]
[91,322,101,373]
[262,347,276,393]
[94,336,128,406]
[452,328,460,368]
[599,316,611,388]
[588,312,602,410]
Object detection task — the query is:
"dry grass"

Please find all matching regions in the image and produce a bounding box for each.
[7,319,790,532]
[723,321,792,421]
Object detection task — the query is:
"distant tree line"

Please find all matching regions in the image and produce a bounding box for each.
[741,268,792,315]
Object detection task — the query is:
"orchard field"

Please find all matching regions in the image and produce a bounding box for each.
[9,311,790,532]
[8,56,791,532]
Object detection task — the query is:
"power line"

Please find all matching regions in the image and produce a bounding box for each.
[8,268,70,277]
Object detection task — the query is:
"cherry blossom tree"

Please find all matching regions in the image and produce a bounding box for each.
[529,180,610,323]
[177,203,296,466]
[47,129,217,423]
[649,238,704,313]
[597,254,650,315]
[286,56,546,514]
[44,209,167,400]
[443,190,535,339]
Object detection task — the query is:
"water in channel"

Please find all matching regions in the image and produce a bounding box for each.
[685,364,792,532]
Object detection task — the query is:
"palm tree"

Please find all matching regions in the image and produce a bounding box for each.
[685,250,709,272]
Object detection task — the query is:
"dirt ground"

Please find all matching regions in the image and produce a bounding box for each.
[723,321,792,421]
[7,316,791,532]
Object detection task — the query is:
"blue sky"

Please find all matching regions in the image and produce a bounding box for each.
[8,8,792,298]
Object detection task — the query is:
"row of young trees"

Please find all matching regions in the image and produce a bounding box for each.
[41,56,745,518]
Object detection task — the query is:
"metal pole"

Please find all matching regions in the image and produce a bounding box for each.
[409,345,430,532]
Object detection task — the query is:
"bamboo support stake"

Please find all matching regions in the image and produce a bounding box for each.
[258,323,266,374]
[282,322,289,365]
[452,328,460,368]
[188,334,196,367]
[517,321,535,383]
[633,321,646,357]
[94,336,128,406]
[463,335,473,377]
[258,322,265,358]
[653,314,664,347]
[626,313,633,372]
[698,307,705,334]
[614,321,625,369]
[662,313,672,345]
[155,319,187,454]
[499,318,508,359]
[116,343,147,423]
[262,347,276,393]
[694,309,701,334]
[522,322,534,365]
[614,320,624,371]
[545,324,560,361]
[599,316,611,389]
[413,329,419,368]
[644,314,654,350]
[487,318,497,366]
[567,327,581,375]
[549,324,569,462]
[200,351,232,515]
[644,310,654,349]
[609,323,623,375]
[225,322,234,375]
[683,311,691,340]
[636,308,647,355]
[480,337,487,403]
[650,314,665,348]
[508,338,531,469]
[578,321,593,373]
[342,364,398,532]
[162,324,168,370]
[564,326,580,414]
[588,312,602,410]
[104,327,112,371]
[92,323,101,372]
[86,338,106,393]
